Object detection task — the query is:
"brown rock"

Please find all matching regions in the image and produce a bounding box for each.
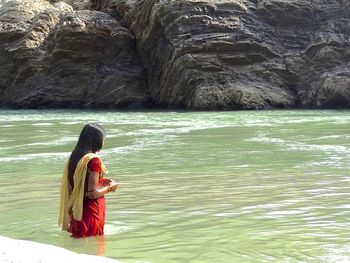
[49,0,90,10]
[305,67,350,108]
[0,0,149,109]
[109,0,350,110]
[1,0,349,110]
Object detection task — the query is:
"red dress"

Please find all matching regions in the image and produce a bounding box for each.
[69,158,106,238]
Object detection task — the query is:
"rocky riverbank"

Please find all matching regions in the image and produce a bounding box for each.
[0,0,349,110]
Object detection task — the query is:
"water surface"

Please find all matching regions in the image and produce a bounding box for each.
[1,110,350,262]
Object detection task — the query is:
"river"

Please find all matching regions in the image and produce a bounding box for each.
[0,109,350,262]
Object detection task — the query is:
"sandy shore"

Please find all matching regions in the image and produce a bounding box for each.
[0,236,122,263]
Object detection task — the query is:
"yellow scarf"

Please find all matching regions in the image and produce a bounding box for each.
[58,153,108,231]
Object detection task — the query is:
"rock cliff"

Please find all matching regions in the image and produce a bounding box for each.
[0,0,349,110]
[0,0,148,108]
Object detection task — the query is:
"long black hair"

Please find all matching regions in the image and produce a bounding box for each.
[68,123,106,188]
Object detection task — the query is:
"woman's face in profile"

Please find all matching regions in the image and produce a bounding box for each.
[95,139,105,153]
[98,139,105,152]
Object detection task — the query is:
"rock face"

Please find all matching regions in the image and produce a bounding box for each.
[111,0,350,109]
[0,0,349,110]
[52,0,90,10]
[0,0,149,108]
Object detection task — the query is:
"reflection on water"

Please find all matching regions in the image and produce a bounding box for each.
[1,110,350,262]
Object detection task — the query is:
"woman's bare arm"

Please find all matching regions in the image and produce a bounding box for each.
[86,171,110,199]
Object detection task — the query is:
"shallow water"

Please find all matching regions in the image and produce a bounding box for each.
[1,109,350,262]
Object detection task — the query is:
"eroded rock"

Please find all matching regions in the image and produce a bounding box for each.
[108,0,350,109]
[0,0,349,110]
[0,0,149,109]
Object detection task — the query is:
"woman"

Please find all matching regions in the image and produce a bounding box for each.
[59,123,118,238]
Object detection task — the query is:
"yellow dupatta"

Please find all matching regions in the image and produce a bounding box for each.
[58,153,108,231]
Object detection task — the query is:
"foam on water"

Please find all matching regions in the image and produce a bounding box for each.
[0,152,70,162]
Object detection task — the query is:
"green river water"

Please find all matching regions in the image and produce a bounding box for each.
[0,109,350,263]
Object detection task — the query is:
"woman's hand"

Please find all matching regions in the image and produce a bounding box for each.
[108,181,118,192]
[103,178,115,186]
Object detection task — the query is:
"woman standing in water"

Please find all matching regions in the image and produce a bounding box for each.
[59,123,118,238]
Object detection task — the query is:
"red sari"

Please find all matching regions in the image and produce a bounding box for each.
[69,158,106,238]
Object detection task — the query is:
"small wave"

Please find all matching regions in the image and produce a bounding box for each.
[0,139,13,143]
[316,135,343,140]
[0,137,76,151]
[59,121,81,125]
[247,133,350,154]
[104,221,132,235]
[246,136,286,144]
[296,159,345,168]
[288,144,349,153]
[0,152,70,162]
[214,212,241,217]
[32,123,54,126]
[265,210,305,217]
[122,124,232,137]
[102,136,177,156]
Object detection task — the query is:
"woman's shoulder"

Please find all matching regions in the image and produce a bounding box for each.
[80,153,102,164]
[88,157,101,165]
[88,157,102,173]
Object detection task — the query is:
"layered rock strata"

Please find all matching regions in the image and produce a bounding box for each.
[109,0,350,109]
[0,0,349,110]
[0,0,149,108]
